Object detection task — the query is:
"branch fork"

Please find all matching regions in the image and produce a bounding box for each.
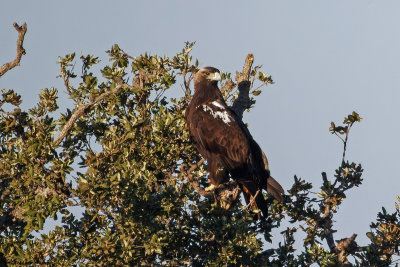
[0,22,27,77]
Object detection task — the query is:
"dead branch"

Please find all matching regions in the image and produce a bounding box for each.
[236,54,254,83]
[0,22,27,77]
[231,54,255,118]
[54,83,124,146]
[230,55,273,186]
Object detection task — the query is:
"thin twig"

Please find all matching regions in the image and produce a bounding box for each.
[0,22,27,77]
[245,189,260,210]
[120,48,136,61]
[182,69,193,98]
[253,81,271,91]
[61,61,76,94]
[341,123,353,164]
[188,158,205,174]
[334,132,345,143]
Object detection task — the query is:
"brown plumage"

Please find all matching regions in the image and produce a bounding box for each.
[185,67,284,218]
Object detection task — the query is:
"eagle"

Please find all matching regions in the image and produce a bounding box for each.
[185,66,284,218]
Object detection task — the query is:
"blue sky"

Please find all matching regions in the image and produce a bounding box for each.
[1,0,399,249]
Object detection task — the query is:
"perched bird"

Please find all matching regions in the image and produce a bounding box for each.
[185,66,284,218]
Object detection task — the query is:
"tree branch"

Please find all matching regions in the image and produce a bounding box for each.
[231,54,255,118]
[335,234,358,265]
[60,61,75,95]
[180,159,213,198]
[0,22,27,78]
[54,83,124,146]
[236,54,254,83]
[182,69,192,99]
[321,172,337,252]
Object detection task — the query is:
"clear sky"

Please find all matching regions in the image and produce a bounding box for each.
[1,0,399,248]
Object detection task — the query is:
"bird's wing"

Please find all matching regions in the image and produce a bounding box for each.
[187,100,250,170]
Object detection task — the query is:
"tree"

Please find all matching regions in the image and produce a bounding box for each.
[1,22,400,266]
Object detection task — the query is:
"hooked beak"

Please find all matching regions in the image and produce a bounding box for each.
[208,72,221,81]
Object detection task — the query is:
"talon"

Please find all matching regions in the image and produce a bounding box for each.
[205,184,217,191]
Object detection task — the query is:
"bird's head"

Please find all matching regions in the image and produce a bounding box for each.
[194,67,221,90]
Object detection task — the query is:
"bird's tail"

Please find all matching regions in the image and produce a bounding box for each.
[266,176,284,202]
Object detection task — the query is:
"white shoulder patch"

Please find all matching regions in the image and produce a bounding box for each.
[211,101,225,109]
[201,104,232,124]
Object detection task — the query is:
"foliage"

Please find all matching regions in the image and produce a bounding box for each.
[1,43,399,266]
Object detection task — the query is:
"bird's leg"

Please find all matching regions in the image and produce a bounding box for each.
[206,160,229,191]
[205,182,227,191]
[205,184,217,192]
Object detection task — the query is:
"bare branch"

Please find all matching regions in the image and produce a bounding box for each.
[120,48,136,61]
[54,83,124,146]
[0,22,28,77]
[231,54,255,118]
[341,124,352,164]
[236,54,254,83]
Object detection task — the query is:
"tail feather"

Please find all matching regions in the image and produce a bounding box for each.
[267,176,284,202]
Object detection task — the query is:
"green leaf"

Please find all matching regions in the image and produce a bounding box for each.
[366,232,375,241]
